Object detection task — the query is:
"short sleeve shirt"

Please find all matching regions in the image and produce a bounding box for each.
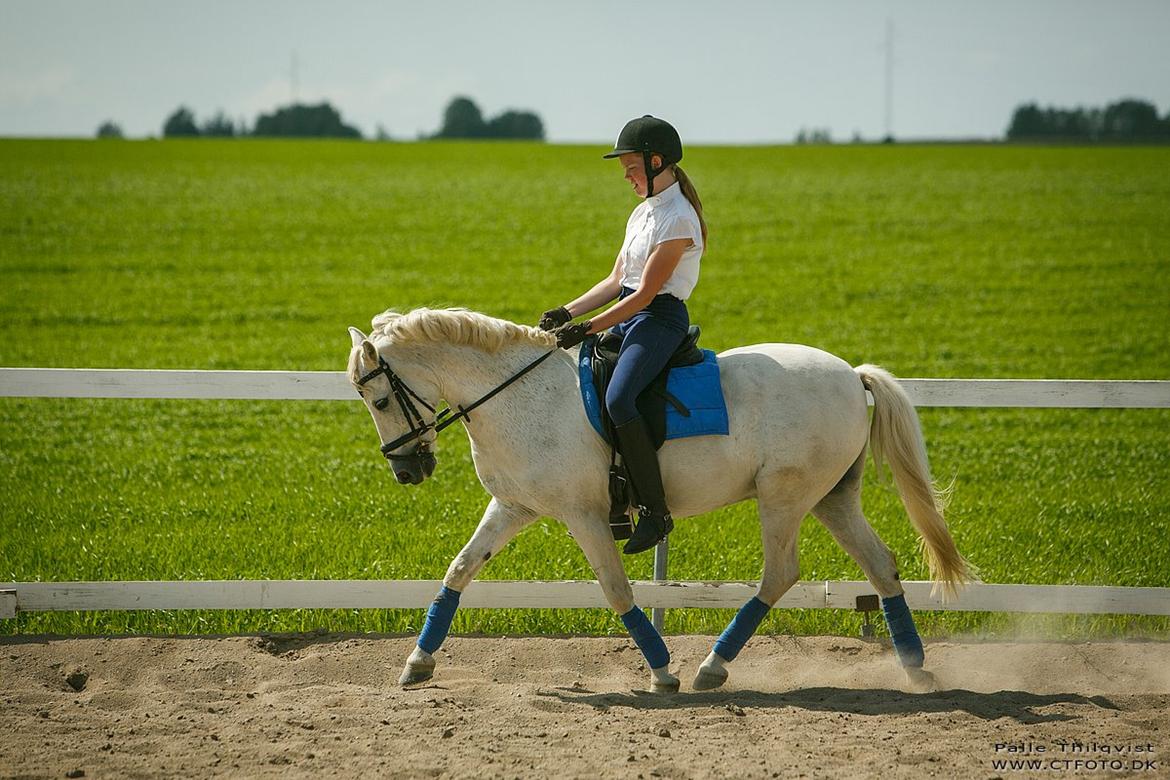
[617,182,704,301]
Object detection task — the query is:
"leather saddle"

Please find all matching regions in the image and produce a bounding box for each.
[590,324,704,451]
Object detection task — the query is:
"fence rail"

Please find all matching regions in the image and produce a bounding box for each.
[4,580,1169,620]
[2,368,1168,407]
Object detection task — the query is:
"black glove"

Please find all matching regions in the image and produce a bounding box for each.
[553,320,592,349]
[538,306,572,331]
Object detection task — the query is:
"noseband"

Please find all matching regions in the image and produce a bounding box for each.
[354,347,559,473]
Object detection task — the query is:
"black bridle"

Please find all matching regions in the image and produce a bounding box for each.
[354,348,559,474]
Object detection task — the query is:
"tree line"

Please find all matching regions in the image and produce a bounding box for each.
[96,96,544,141]
[156,103,364,139]
[790,97,1170,145]
[98,94,1167,144]
[1006,98,1170,142]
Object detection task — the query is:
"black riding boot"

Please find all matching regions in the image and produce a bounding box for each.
[614,417,674,555]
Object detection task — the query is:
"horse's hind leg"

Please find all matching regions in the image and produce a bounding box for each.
[811,451,934,689]
[693,486,805,691]
[811,452,902,598]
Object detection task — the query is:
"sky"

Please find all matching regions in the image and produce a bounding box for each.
[1,0,1168,144]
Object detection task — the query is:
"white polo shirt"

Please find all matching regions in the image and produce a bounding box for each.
[617,181,704,301]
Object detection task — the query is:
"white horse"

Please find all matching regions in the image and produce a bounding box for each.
[346,307,973,692]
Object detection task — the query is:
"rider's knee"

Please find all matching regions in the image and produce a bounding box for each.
[604,390,636,425]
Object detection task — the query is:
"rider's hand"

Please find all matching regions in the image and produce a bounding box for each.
[538,306,572,331]
[553,320,592,349]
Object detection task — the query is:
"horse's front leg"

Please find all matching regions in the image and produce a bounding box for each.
[399,497,537,685]
[566,512,679,693]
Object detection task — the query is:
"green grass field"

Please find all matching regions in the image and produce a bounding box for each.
[2,139,1168,639]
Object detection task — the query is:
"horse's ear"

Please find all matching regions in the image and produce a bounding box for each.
[348,327,367,347]
[362,339,377,362]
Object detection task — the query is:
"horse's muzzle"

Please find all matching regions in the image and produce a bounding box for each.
[389,448,436,485]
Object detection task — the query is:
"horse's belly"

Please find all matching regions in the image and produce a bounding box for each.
[661,432,761,516]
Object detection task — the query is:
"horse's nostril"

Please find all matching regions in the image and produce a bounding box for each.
[396,471,411,483]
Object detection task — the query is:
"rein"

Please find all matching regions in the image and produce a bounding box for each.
[356,346,559,458]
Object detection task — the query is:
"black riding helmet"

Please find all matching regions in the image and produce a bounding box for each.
[603,115,683,198]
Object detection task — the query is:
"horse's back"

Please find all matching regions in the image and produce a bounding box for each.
[716,342,865,410]
[712,342,869,483]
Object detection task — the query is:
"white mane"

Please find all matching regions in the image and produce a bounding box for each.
[370,307,558,353]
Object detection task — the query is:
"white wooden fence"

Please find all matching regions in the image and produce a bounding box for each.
[2,368,1168,623]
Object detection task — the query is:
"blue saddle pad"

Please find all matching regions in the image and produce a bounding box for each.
[578,346,730,442]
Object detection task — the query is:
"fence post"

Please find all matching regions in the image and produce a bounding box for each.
[0,590,16,619]
[651,538,668,631]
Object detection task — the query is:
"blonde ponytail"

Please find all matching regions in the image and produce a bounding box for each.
[672,165,708,245]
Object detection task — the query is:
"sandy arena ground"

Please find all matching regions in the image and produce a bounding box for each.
[1,633,1167,779]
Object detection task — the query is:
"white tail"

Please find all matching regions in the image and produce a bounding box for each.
[855,364,975,599]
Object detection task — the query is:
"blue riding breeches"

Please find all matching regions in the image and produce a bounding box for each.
[604,286,690,426]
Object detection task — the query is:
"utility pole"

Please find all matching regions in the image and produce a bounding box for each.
[884,18,894,142]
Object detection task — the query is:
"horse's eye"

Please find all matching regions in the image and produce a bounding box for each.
[374,398,390,411]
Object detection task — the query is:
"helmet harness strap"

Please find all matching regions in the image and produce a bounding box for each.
[642,150,668,198]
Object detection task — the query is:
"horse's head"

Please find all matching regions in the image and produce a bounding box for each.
[347,326,441,485]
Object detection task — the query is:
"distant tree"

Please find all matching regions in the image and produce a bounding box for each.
[1006,103,1044,140]
[486,110,544,140]
[163,106,200,137]
[375,123,392,141]
[1101,98,1166,140]
[253,102,362,138]
[1007,98,1169,142]
[96,120,123,139]
[201,110,237,137]
[1059,107,1099,140]
[1008,103,1097,141]
[794,127,831,145]
[430,96,547,141]
[436,96,487,139]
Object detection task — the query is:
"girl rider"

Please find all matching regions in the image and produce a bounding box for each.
[539,115,708,555]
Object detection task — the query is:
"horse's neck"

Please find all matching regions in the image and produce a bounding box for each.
[428,341,580,445]
[425,341,584,507]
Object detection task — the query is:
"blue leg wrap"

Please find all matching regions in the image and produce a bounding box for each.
[881,594,925,668]
[417,586,461,654]
[714,597,771,662]
[620,606,670,669]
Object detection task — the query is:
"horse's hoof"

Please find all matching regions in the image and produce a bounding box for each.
[692,665,728,691]
[904,666,938,692]
[650,674,680,694]
[399,658,435,686]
